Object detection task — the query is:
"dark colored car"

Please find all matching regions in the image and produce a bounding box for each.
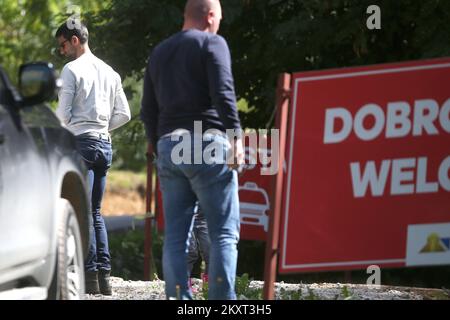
[0,62,90,299]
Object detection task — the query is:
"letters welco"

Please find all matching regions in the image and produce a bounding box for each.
[323,98,450,197]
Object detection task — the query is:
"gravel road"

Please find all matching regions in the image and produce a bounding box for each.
[84,277,449,300]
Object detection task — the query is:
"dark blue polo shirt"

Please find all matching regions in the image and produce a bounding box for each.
[140,29,242,148]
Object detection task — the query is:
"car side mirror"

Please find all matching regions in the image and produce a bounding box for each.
[19,62,59,107]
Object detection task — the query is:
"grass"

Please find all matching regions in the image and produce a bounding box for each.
[107,170,147,192]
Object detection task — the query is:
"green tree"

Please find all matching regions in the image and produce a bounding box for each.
[109,76,148,171]
[0,0,109,81]
[89,0,450,129]
[2,1,449,171]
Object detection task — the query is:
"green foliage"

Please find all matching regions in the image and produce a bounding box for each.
[341,285,354,300]
[0,0,110,82]
[305,287,318,300]
[109,227,163,281]
[150,227,164,281]
[288,288,303,300]
[86,0,185,78]
[235,272,251,295]
[280,287,303,300]
[236,240,266,279]
[278,287,288,300]
[235,273,262,299]
[201,279,208,300]
[107,169,146,192]
[109,229,145,280]
[110,76,148,172]
[3,1,449,170]
[88,0,450,130]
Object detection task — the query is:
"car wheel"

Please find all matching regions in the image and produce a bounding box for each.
[48,199,85,300]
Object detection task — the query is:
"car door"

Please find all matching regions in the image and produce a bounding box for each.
[0,68,52,273]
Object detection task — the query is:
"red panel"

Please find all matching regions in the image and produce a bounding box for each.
[280,58,450,273]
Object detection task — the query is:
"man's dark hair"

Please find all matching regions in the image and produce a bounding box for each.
[55,20,89,44]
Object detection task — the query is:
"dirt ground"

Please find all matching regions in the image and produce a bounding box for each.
[102,188,146,216]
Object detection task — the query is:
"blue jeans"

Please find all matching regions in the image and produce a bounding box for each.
[187,208,210,276]
[75,135,112,272]
[157,133,240,300]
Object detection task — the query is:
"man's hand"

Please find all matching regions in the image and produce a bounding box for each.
[228,138,244,171]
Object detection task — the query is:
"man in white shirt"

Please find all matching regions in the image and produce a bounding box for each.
[55,20,130,295]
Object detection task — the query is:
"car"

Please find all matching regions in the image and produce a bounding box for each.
[238,182,270,232]
[0,62,90,300]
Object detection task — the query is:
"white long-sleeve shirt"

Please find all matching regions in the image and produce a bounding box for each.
[56,52,131,136]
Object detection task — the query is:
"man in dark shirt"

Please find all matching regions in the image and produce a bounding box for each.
[141,0,243,300]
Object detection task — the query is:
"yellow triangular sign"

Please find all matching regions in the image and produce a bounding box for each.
[420,233,446,253]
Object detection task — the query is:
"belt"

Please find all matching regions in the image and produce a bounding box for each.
[160,129,227,140]
[160,129,191,139]
[77,132,111,142]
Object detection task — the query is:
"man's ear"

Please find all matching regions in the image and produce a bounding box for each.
[71,35,79,45]
[206,10,214,26]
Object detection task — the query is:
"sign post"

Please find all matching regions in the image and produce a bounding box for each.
[144,144,154,281]
[263,73,291,299]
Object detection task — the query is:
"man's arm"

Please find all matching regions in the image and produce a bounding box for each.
[205,35,244,169]
[109,73,131,131]
[56,66,76,125]
[140,61,159,149]
[205,35,242,134]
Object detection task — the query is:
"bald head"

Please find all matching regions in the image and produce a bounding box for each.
[183,0,222,34]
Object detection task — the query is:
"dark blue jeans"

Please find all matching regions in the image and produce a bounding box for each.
[75,135,112,272]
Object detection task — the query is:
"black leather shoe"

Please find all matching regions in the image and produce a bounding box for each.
[85,271,100,295]
[98,269,112,295]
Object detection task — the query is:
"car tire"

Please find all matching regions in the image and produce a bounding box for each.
[47,198,85,300]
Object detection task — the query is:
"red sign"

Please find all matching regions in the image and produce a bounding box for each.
[279,58,450,273]
[238,134,274,241]
[156,133,274,241]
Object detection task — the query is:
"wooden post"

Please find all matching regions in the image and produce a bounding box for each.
[143,144,154,281]
[263,73,291,299]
